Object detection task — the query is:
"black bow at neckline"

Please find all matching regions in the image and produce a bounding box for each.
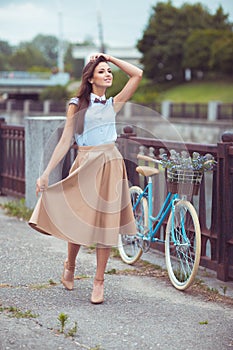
[94,98,106,104]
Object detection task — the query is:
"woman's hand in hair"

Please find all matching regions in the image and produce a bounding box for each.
[89,53,111,62]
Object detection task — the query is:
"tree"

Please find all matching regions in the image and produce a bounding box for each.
[0,40,13,70]
[31,34,58,67]
[0,35,76,72]
[0,40,12,56]
[210,33,233,75]
[137,2,232,82]
[64,43,77,76]
[211,6,232,30]
[183,29,223,72]
[39,85,69,102]
[137,2,181,82]
[183,29,233,76]
[9,44,48,70]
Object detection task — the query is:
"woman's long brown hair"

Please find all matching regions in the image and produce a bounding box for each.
[75,55,108,134]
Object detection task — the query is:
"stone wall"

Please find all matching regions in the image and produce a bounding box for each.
[116,102,233,144]
[25,116,65,208]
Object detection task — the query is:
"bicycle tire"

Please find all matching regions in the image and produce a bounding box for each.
[165,200,201,290]
[118,186,148,264]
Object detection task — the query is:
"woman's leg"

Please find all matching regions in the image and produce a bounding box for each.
[95,246,111,280]
[91,246,111,304]
[68,242,81,266]
[62,242,80,290]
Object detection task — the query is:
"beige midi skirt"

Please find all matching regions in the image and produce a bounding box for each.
[29,143,136,246]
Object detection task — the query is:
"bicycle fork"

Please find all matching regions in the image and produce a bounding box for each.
[147,177,153,233]
[171,198,190,248]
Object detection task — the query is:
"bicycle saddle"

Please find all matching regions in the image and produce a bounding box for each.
[136,166,159,177]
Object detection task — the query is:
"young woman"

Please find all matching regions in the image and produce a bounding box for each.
[29,53,143,304]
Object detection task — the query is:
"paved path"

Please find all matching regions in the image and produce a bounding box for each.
[0,204,233,350]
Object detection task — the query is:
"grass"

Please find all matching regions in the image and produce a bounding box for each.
[0,306,38,319]
[57,312,78,338]
[111,257,233,306]
[29,280,59,290]
[0,198,33,221]
[158,80,233,103]
[199,320,208,325]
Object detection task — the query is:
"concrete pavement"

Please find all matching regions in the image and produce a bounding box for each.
[0,198,233,350]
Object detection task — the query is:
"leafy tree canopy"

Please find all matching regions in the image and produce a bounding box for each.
[0,34,87,77]
[137,1,232,82]
[31,34,58,66]
[0,40,12,56]
[209,32,233,75]
[39,85,69,101]
[9,43,48,71]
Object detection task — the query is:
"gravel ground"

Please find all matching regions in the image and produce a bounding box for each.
[0,202,233,350]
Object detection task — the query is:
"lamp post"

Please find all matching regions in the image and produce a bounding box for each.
[96,0,105,53]
[57,8,64,72]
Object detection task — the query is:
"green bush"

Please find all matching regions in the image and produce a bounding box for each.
[2,198,33,221]
[39,85,69,102]
[106,70,128,98]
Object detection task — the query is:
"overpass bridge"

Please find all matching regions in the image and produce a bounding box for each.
[0,71,70,99]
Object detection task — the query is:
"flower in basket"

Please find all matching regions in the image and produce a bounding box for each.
[159,149,217,185]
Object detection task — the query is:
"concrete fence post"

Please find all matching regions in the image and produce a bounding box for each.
[161,100,171,119]
[43,100,50,115]
[24,100,30,115]
[123,103,132,119]
[208,101,221,121]
[25,116,65,209]
[6,100,12,113]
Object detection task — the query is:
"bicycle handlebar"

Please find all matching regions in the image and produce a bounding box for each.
[137,154,162,164]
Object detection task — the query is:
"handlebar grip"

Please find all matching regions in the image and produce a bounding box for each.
[137,154,162,164]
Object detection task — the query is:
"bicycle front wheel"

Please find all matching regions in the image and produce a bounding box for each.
[118,186,148,264]
[165,200,201,290]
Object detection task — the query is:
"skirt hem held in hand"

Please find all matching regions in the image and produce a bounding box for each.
[28,143,136,247]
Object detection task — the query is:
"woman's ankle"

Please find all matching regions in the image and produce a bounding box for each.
[65,259,75,272]
[94,277,104,285]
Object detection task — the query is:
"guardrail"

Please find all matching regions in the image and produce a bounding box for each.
[0,119,233,281]
[115,126,233,282]
[0,99,67,115]
[0,118,25,196]
[1,100,232,120]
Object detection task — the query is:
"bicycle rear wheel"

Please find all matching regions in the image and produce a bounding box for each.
[118,186,148,264]
[165,200,201,290]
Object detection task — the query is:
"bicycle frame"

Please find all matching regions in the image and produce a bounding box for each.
[133,176,179,244]
[119,156,202,290]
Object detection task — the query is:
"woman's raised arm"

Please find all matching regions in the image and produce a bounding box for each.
[90,53,143,112]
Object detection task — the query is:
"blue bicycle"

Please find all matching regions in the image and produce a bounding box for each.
[118,154,201,290]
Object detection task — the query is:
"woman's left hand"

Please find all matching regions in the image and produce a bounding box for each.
[36,173,49,197]
[90,53,110,62]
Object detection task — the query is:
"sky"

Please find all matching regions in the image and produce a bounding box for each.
[0,0,233,48]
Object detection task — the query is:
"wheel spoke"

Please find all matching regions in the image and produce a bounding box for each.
[118,186,148,264]
[165,200,201,290]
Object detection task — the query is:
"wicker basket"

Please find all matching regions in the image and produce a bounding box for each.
[165,168,203,195]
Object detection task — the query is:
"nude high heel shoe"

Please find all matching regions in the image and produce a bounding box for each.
[91,278,104,304]
[61,259,75,291]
